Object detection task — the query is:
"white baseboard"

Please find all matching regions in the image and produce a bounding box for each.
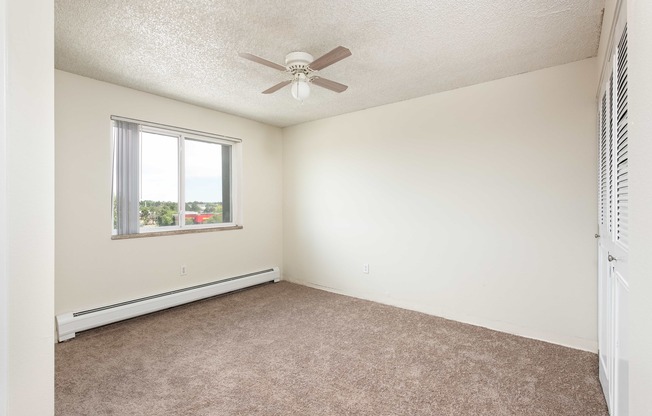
[57,267,280,342]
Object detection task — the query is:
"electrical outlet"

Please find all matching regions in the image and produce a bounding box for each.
[180,265,187,276]
[363,264,369,274]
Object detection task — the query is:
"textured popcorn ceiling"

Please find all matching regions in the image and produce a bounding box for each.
[55,0,605,127]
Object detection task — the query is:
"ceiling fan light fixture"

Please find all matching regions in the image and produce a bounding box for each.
[291,74,311,101]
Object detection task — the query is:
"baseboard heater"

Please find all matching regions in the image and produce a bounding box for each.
[56,267,280,342]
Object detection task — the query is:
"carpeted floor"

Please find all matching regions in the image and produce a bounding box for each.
[56,282,608,415]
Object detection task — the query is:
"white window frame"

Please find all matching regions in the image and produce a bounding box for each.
[111,116,242,237]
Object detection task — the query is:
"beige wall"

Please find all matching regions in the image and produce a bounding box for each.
[3,0,55,414]
[283,58,598,351]
[55,71,283,315]
[627,0,652,413]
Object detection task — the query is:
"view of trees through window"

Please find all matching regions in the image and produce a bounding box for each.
[137,132,226,230]
[139,200,224,228]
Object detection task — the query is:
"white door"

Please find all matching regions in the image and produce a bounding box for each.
[597,72,613,407]
[597,9,629,415]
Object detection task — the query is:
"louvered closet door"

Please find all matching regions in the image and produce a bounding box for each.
[611,24,629,416]
[597,15,629,416]
[597,83,613,406]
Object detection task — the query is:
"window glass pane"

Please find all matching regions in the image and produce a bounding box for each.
[184,139,225,225]
[140,132,179,230]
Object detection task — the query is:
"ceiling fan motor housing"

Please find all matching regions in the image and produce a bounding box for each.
[285,52,314,75]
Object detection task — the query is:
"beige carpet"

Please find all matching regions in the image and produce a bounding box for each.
[56,282,608,415]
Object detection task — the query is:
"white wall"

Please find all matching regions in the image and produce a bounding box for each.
[55,71,283,315]
[283,58,598,351]
[627,0,652,413]
[2,0,55,415]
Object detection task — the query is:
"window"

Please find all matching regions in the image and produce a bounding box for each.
[111,116,241,237]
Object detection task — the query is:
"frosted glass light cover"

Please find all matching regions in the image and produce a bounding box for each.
[291,81,310,101]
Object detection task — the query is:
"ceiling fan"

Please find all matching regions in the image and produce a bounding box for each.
[239,46,352,101]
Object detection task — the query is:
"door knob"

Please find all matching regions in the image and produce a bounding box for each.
[595,234,600,238]
[608,254,616,262]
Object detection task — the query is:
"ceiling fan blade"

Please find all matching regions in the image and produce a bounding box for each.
[309,46,352,71]
[262,80,292,94]
[239,53,286,71]
[311,77,348,93]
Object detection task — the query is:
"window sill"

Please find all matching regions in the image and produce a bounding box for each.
[111,225,243,240]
